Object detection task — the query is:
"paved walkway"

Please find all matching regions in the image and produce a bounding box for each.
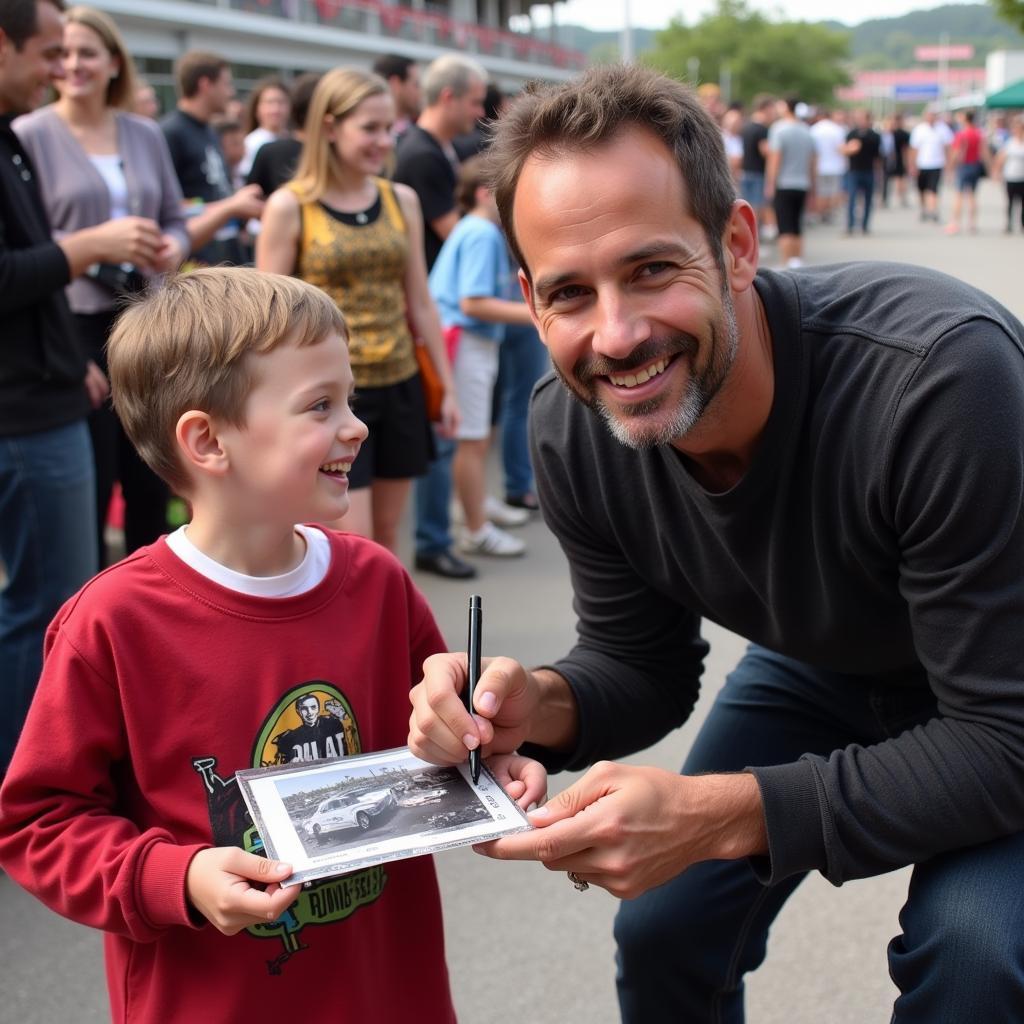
[1,178,1020,1023]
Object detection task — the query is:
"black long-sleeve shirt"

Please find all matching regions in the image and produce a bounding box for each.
[0,116,86,436]
[529,262,1024,886]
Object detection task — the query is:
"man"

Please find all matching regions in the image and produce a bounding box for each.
[842,107,881,234]
[160,50,264,265]
[409,65,1024,1023]
[908,109,953,223]
[0,0,167,775]
[809,107,847,224]
[371,53,421,140]
[765,96,815,268]
[738,94,775,239]
[272,693,352,763]
[392,54,496,580]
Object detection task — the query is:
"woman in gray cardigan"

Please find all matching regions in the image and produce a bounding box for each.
[15,5,188,567]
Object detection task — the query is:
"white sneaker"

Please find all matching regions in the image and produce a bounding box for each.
[458,521,526,557]
[483,495,530,528]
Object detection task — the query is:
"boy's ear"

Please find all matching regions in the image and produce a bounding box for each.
[176,410,230,478]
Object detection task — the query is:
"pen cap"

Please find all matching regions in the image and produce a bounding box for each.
[470,594,481,610]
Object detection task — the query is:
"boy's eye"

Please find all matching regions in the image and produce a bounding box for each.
[311,398,330,413]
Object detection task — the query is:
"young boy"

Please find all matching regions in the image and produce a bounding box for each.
[428,157,535,559]
[0,269,458,1022]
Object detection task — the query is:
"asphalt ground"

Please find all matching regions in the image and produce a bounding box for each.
[1,177,1021,1023]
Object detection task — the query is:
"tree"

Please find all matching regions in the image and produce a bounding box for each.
[991,0,1024,32]
[644,0,851,106]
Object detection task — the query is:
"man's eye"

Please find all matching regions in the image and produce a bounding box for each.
[550,285,587,304]
[639,262,671,278]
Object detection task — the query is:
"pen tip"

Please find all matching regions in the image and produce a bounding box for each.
[470,594,481,609]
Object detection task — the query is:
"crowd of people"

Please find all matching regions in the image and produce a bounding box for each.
[3,1,1024,1022]
[709,87,1023,264]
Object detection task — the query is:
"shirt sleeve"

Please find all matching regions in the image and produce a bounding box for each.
[0,614,205,939]
[751,320,1024,885]
[522,382,709,773]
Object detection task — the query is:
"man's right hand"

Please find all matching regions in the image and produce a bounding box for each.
[408,653,543,765]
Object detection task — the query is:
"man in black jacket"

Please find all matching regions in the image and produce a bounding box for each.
[0,0,163,776]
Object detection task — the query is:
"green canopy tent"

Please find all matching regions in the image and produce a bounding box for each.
[986,79,1024,108]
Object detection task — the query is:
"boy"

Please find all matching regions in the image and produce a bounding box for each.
[429,157,535,559]
[0,269,458,1022]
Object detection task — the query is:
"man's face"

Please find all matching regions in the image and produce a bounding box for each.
[0,1,64,116]
[396,64,421,120]
[449,77,486,135]
[515,126,740,452]
[205,67,234,116]
[297,697,320,728]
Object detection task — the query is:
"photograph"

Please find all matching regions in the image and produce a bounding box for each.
[235,746,531,886]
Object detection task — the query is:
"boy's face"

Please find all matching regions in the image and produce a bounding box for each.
[218,331,367,526]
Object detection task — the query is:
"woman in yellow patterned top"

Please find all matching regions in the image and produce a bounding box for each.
[257,69,458,553]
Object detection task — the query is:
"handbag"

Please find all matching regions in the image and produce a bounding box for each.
[86,262,149,298]
[414,341,444,423]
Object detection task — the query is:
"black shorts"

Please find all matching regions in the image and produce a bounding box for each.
[917,168,942,194]
[348,373,433,490]
[773,188,807,236]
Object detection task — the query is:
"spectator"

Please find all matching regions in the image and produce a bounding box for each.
[721,105,743,186]
[246,70,320,197]
[739,94,776,240]
[766,96,816,268]
[1,0,169,776]
[256,68,457,554]
[428,157,534,558]
[160,49,264,265]
[908,109,953,223]
[454,82,505,161]
[993,114,1024,234]
[393,54,496,581]
[809,107,847,224]
[212,116,245,189]
[842,107,881,235]
[14,3,188,568]
[946,109,985,235]
[132,77,158,118]
[372,53,421,140]
[881,112,910,207]
[238,74,291,178]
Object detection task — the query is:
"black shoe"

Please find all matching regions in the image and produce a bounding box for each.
[504,492,540,512]
[415,550,478,579]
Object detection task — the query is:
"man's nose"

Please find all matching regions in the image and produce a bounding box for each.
[592,294,649,360]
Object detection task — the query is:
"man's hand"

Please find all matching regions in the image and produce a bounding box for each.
[228,184,266,222]
[409,654,543,766]
[475,763,768,900]
[83,360,109,409]
[185,848,298,935]
[485,753,548,810]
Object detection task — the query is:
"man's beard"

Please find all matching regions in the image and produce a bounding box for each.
[552,289,739,450]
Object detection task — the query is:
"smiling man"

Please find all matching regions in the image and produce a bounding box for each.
[408,64,1024,1023]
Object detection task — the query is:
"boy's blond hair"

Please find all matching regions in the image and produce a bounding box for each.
[108,268,346,494]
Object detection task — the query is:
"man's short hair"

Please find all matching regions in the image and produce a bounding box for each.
[422,53,486,106]
[372,53,415,83]
[0,0,64,50]
[175,50,229,99]
[108,269,346,493]
[753,93,776,113]
[486,64,735,280]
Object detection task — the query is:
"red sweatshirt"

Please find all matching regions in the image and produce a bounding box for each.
[0,532,456,1024]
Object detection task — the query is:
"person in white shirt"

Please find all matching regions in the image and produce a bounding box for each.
[909,111,954,222]
[810,109,847,224]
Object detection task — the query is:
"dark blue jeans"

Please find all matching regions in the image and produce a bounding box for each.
[847,168,876,231]
[497,322,548,499]
[413,430,455,557]
[0,420,97,773]
[614,644,1024,1023]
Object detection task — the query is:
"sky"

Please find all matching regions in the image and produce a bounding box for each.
[530,0,975,31]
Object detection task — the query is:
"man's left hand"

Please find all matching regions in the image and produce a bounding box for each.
[474,762,767,900]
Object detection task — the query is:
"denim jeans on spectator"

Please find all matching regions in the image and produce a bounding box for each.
[0,420,97,773]
[847,169,876,231]
[498,322,548,499]
[414,431,456,557]
[614,643,1024,1023]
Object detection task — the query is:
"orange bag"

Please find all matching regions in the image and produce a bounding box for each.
[415,342,444,422]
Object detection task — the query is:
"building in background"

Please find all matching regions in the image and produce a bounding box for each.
[90,0,586,113]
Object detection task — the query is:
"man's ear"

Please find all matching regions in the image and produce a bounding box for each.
[723,199,759,294]
[517,268,545,341]
[176,410,230,479]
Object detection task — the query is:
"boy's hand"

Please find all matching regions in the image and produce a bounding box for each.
[485,753,547,810]
[186,848,298,935]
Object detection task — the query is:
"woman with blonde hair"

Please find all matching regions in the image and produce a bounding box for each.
[14,4,188,566]
[257,68,457,553]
